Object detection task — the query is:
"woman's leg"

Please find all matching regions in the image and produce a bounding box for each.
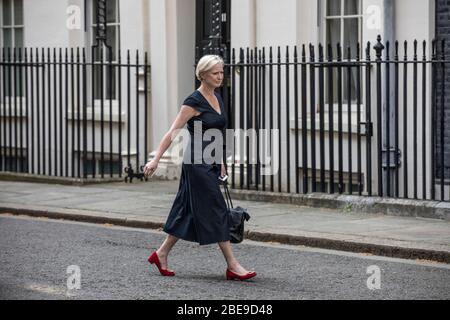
[218,241,253,275]
[156,234,179,271]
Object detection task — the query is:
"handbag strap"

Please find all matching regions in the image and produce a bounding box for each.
[223,181,234,209]
[221,163,234,209]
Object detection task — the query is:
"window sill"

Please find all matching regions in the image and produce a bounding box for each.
[289,112,366,135]
[0,104,126,122]
[67,107,127,123]
[0,103,26,118]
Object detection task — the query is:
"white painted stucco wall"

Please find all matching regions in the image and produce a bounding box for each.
[230,0,436,50]
[23,0,70,48]
[148,0,195,149]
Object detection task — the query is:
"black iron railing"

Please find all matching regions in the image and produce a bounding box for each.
[0,47,150,182]
[209,36,449,202]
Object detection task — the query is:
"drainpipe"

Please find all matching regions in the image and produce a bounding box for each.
[382,0,396,196]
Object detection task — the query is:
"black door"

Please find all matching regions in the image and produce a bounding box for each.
[195,0,232,163]
[195,0,230,61]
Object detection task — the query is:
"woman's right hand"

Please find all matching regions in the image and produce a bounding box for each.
[144,159,159,178]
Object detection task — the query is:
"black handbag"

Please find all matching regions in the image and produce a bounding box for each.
[222,182,251,244]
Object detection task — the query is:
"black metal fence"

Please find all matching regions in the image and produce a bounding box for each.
[207,36,449,202]
[0,47,150,182]
[3,36,450,203]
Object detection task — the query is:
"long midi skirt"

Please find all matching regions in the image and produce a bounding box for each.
[163,162,230,245]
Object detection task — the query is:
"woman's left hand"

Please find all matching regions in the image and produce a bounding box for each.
[220,163,226,178]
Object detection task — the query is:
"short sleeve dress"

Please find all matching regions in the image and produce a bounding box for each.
[163,89,230,245]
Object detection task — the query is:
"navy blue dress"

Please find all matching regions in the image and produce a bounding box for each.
[163,90,230,245]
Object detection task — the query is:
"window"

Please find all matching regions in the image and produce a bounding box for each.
[92,0,120,100]
[324,0,362,104]
[1,0,23,48]
[1,0,24,98]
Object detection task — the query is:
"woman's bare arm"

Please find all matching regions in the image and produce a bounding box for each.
[144,106,199,176]
[152,106,198,162]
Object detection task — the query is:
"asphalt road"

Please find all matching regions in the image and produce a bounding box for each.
[1,214,449,300]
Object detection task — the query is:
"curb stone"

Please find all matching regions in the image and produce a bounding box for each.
[1,205,448,264]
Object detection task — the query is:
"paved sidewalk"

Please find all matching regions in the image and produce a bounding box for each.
[0,179,449,263]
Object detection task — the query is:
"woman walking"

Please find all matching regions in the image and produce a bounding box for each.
[143,55,256,281]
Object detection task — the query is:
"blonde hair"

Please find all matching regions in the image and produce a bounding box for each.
[195,55,224,81]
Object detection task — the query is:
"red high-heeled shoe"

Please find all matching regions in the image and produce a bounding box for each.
[226,269,257,281]
[148,251,175,276]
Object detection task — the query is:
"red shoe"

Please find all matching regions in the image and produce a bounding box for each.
[148,251,175,276]
[226,269,257,281]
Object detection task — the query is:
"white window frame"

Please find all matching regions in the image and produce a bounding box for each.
[320,0,364,114]
[1,0,24,48]
[323,0,363,52]
[1,0,25,103]
[91,0,121,102]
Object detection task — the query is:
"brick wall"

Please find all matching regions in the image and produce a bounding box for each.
[436,0,450,181]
